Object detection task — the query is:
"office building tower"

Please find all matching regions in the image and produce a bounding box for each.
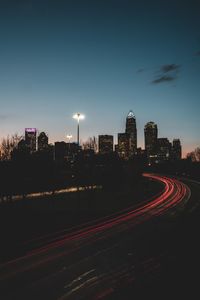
[25,128,37,153]
[98,135,113,154]
[117,133,130,159]
[55,141,80,163]
[38,132,48,151]
[125,111,137,156]
[144,121,158,163]
[172,139,182,160]
[157,138,171,163]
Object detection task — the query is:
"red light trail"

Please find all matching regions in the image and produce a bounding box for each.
[0,174,190,280]
[0,173,193,300]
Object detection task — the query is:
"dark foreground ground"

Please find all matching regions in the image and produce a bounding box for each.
[107,177,200,299]
[0,176,200,299]
[0,177,161,263]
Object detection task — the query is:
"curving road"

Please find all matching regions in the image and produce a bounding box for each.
[0,173,193,299]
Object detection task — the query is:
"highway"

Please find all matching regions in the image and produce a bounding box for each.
[0,173,195,299]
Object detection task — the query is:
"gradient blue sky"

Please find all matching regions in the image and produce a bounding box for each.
[0,0,199,156]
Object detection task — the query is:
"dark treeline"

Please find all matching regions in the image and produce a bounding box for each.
[147,158,200,181]
[0,152,150,261]
[1,149,199,200]
[0,152,145,199]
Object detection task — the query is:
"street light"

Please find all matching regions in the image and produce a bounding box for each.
[66,135,73,156]
[66,134,73,143]
[73,113,85,146]
[66,134,72,151]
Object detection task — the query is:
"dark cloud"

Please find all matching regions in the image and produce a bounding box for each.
[137,68,145,73]
[152,75,176,84]
[152,63,180,84]
[161,64,180,73]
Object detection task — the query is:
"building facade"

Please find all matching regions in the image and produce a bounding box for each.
[144,121,158,163]
[171,139,182,160]
[38,132,48,151]
[157,138,171,163]
[98,135,113,154]
[125,111,137,156]
[25,128,37,153]
[117,133,130,159]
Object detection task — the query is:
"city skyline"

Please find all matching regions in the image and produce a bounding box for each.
[0,110,187,157]
[0,0,199,157]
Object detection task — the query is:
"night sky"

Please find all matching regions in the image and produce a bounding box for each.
[0,0,199,156]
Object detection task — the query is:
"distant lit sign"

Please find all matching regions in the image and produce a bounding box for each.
[25,128,36,133]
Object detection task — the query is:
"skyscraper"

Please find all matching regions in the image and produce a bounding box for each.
[25,128,37,153]
[144,121,158,159]
[172,139,182,160]
[38,132,48,151]
[98,135,113,154]
[157,138,171,163]
[125,111,137,156]
[117,133,130,159]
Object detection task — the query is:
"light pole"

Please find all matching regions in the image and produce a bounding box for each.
[66,134,72,150]
[73,113,85,146]
[66,134,72,143]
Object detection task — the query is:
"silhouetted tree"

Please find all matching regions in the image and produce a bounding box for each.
[0,134,22,160]
[82,136,97,152]
[187,147,200,162]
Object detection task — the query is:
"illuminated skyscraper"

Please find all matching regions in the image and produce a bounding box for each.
[98,135,113,154]
[125,111,137,156]
[25,128,37,153]
[38,132,48,151]
[144,122,158,158]
[117,133,130,159]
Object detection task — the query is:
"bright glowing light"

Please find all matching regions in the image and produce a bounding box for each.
[73,113,85,145]
[127,110,135,119]
[25,128,36,133]
[66,134,73,139]
[73,113,85,121]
